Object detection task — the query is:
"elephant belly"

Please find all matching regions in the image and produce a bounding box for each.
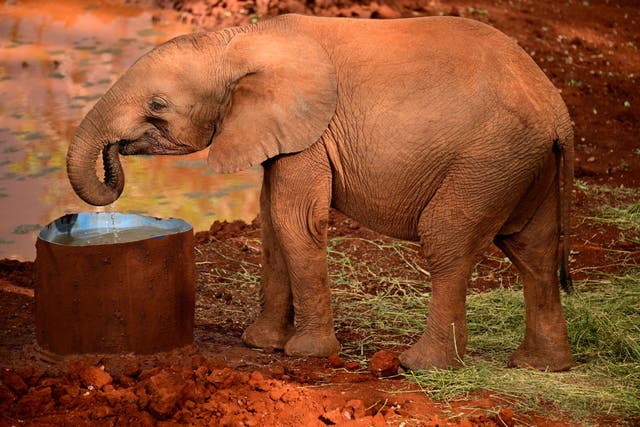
[331,199,423,242]
[325,132,455,241]
[330,164,444,242]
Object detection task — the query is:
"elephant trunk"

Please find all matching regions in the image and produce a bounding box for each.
[67,110,125,206]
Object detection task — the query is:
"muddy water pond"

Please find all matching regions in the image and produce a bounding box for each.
[0,0,261,260]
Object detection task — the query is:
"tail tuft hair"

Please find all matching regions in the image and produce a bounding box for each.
[559,245,573,294]
[554,133,574,295]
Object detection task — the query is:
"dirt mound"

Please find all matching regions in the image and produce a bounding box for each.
[195,218,260,244]
[1,351,529,426]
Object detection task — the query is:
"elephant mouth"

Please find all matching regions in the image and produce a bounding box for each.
[118,125,217,155]
[118,139,148,156]
[118,128,160,155]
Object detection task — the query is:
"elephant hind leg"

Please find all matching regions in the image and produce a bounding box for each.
[399,264,472,371]
[400,177,511,371]
[494,187,572,371]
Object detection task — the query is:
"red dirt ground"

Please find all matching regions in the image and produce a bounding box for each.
[1,0,639,425]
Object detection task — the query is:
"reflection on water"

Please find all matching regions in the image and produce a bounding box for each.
[0,0,262,260]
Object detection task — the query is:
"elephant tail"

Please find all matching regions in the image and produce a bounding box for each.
[554,126,574,294]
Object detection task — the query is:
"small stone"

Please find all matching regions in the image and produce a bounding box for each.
[18,367,42,386]
[268,386,286,401]
[68,361,113,390]
[121,361,141,377]
[345,399,366,418]
[16,386,53,417]
[320,408,346,424]
[369,350,401,377]
[104,387,138,406]
[145,371,188,419]
[90,404,114,419]
[280,389,300,403]
[249,371,269,391]
[327,353,345,368]
[116,374,136,388]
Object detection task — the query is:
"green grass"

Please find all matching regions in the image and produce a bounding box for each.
[328,241,640,425]
[589,201,640,237]
[577,182,640,245]
[413,277,639,425]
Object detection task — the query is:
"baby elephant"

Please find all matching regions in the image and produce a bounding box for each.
[67,14,574,371]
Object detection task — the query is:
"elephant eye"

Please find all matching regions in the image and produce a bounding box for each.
[149,98,167,113]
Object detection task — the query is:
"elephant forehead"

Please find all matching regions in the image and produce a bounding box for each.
[124,47,204,87]
[115,67,194,109]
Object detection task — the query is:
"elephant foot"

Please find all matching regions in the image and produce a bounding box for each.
[284,332,340,358]
[399,343,464,371]
[508,343,572,372]
[242,320,295,351]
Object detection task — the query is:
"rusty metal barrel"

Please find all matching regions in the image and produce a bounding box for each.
[35,212,195,355]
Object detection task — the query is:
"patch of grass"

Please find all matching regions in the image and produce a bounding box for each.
[326,227,639,424]
[331,249,640,424]
[328,239,430,359]
[577,183,640,245]
[577,182,640,202]
[195,243,261,326]
[589,201,640,234]
[581,197,640,245]
[568,272,640,363]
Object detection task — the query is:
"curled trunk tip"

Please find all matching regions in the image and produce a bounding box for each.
[67,133,125,206]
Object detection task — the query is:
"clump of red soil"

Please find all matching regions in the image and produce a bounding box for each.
[369,350,401,378]
[0,352,550,426]
[195,218,261,244]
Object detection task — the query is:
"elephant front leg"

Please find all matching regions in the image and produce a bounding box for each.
[282,245,339,357]
[244,150,339,357]
[265,153,339,357]
[242,181,296,350]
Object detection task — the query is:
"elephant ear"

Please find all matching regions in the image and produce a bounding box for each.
[208,29,337,173]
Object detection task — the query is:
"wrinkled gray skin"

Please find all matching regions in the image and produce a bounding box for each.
[67,14,574,371]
